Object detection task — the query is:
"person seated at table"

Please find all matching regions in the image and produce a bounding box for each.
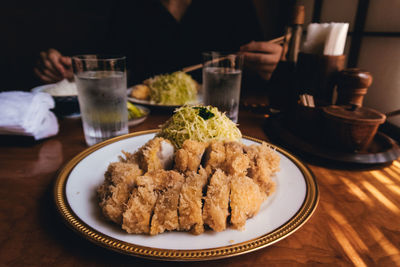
[34,0,282,91]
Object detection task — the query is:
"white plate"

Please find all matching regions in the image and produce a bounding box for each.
[31,84,57,94]
[31,83,80,117]
[54,130,318,261]
[127,87,203,109]
[31,81,78,97]
[128,105,150,127]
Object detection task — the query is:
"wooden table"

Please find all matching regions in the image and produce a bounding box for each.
[1,109,400,266]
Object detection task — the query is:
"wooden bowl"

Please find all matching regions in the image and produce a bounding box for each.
[322,105,386,152]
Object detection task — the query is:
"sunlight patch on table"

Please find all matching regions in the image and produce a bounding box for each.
[370,170,395,184]
[362,181,400,214]
[323,202,369,252]
[383,168,400,183]
[369,170,400,196]
[391,160,400,169]
[328,222,367,267]
[366,224,400,265]
[339,176,373,207]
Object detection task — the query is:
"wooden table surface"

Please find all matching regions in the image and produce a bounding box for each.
[1,108,400,266]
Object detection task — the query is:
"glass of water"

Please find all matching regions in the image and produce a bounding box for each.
[202,52,244,123]
[72,55,128,146]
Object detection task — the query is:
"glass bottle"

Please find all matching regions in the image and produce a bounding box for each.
[269,5,305,111]
[281,5,305,64]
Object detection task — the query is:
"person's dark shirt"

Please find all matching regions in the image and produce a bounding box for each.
[104,0,264,86]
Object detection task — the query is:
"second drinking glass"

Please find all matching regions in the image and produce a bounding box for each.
[72,55,128,146]
[202,52,243,123]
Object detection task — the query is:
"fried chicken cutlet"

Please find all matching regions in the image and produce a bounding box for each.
[230,175,265,230]
[122,137,175,171]
[121,174,158,234]
[150,170,184,235]
[203,141,226,175]
[99,136,281,236]
[174,140,207,173]
[178,167,208,235]
[97,162,143,224]
[224,141,250,176]
[245,142,280,196]
[121,170,184,235]
[202,169,230,232]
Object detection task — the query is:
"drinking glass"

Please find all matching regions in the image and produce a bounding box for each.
[202,52,243,123]
[72,55,128,146]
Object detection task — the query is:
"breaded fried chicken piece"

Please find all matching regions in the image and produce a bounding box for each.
[178,167,208,235]
[122,137,175,172]
[97,162,143,224]
[202,169,230,232]
[203,141,226,175]
[224,141,250,176]
[150,170,185,235]
[122,170,184,234]
[122,175,158,234]
[174,140,207,173]
[230,175,265,230]
[130,84,150,100]
[245,142,280,195]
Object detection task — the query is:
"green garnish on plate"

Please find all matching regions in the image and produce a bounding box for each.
[127,102,146,120]
[157,105,241,148]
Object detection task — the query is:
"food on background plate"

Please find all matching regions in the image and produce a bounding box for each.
[130,84,150,100]
[127,101,146,120]
[157,105,242,148]
[43,79,77,96]
[97,105,281,236]
[130,71,198,105]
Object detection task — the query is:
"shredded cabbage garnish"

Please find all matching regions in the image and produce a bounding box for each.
[157,105,242,148]
[147,71,197,105]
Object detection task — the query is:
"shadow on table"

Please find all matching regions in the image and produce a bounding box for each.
[0,135,41,147]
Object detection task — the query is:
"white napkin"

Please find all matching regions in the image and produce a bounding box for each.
[302,23,349,55]
[0,91,59,140]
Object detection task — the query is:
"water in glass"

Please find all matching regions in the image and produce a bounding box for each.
[75,70,128,146]
[203,67,242,123]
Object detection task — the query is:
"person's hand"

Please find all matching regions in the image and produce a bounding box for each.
[34,48,73,83]
[239,41,282,81]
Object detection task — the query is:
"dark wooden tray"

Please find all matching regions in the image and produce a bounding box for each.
[264,115,400,165]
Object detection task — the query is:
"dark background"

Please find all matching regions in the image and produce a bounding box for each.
[0,0,290,92]
[0,0,113,91]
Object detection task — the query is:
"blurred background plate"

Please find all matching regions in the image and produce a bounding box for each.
[127,87,203,110]
[31,83,80,117]
[128,104,150,127]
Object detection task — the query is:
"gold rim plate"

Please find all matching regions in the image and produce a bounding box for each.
[54,130,319,261]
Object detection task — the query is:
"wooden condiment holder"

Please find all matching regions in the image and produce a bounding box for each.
[335,68,372,107]
[296,52,346,106]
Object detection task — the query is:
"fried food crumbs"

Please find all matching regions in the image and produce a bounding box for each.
[97,137,280,235]
[122,175,158,234]
[202,169,231,232]
[245,143,280,196]
[122,137,175,172]
[230,175,265,230]
[178,167,208,234]
[97,162,143,224]
[174,139,207,173]
[150,170,184,235]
